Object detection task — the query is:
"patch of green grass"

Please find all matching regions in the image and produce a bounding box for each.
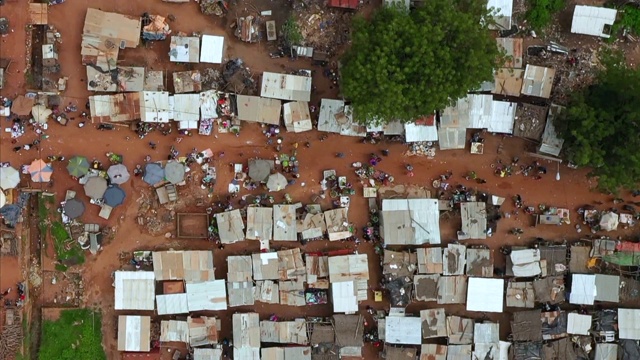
[50,222,84,266]
[525,0,565,32]
[17,318,32,360]
[282,17,303,46]
[610,5,640,40]
[38,309,106,360]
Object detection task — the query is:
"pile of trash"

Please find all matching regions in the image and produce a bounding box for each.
[199,0,227,16]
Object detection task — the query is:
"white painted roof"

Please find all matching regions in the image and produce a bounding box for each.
[261,72,312,101]
[171,94,200,122]
[381,198,441,245]
[282,101,312,133]
[569,274,596,305]
[567,313,592,335]
[466,278,504,313]
[140,91,171,123]
[332,281,358,314]
[194,348,223,360]
[156,293,189,315]
[487,0,513,29]
[117,315,151,352]
[404,122,438,142]
[114,271,155,310]
[474,322,499,344]
[384,316,422,345]
[571,5,617,38]
[619,309,640,340]
[200,35,225,63]
[186,280,228,311]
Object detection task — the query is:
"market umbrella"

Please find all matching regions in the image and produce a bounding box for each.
[164,160,185,184]
[266,173,287,192]
[83,176,108,200]
[103,186,126,207]
[67,156,90,177]
[143,163,165,185]
[63,198,85,219]
[29,159,53,183]
[0,166,20,189]
[248,159,273,182]
[599,212,619,232]
[107,164,130,185]
[31,104,52,124]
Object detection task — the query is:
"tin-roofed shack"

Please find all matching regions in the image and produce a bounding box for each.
[188,316,219,347]
[169,36,200,63]
[538,104,565,156]
[114,271,155,310]
[81,9,141,66]
[466,248,492,277]
[459,202,487,239]
[521,65,556,99]
[421,308,447,339]
[152,250,215,282]
[317,99,366,137]
[382,250,417,307]
[512,310,543,341]
[261,72,312,101]
[172,70,202,93]
[236,95,282,125]
[329,254,369,313]
[513,104,548,141]
[381,198,441,245]
[215,209,245,244]
[496,38,523,68]
[324,208,351,241]
[89,93,141,123]
[385,315,422,345]
[278,248,306,280]
[414,274,439,302]
[87,66,145,92]
[253,252,279,280]
[443,244,467,276]
[160,320,189,343]
[227,255,254,307]
[260,319,309,344]
[416,247,443,274]
[437,276,467,304]
[506,281,535,308]
[118,315,151,352]
[246,207,273,241]
[447,316,474,344]
[282,101,312,133]
[305,254,329,288]
[273,204,298,241]
[333,314,364,357]
[420,344,447,360]
[233,313,261,358]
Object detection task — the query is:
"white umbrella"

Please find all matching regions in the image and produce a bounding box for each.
[0,191,6,208]
[599,212,619,232]
[266,173,287,192]
[0,166,20,190]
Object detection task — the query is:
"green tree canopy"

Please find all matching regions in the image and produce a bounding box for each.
[555,53,640,192]
[340,0,501,124]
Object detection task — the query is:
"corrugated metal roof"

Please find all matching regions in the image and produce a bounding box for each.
[188,316,219,347]
[252,252,279,280]
[152,250,215,282]
[594,343,617,360]
[140,91,171,123]
[385,316,422,345]
[200,90,220,119]
[460,202,488,239]
[539,104,565,156]
[324,208,351,241]
[261,347,312,360]
[255,280,280,304]
[474,322,499,344]
[381,198,441,245]
[246,207,273,240]
[83,8,141,48]
[437,127,466,150]
[331,281,358,313]
[156,293,188,315]
[172,94,200,121]
[278,248,306,280]
[117,315,151,352]
[420,344,447,360]
[227,255,253,282]
[160,320,189,343]
[114,271,155,310]
[567,313,592,335]
[200,35,225,64]
[261,72,312,101]
[420,308,447,338]
[437,276,467,304]
[279,280,306,306]
[170,36,200,63]
[233,347,260,360]
[618,309,640,340]
[496,38,523,68]
[417,248,443,274]
[443,244,467,276]
[89,93,141,122]
[228,281,255,307]
[594,274,620,303]
[233,313,261,348]
[172,70,202,94]
[236,95,282,125]
[282,101,312,133]
[521,65,556,99]
[87,66,145,92]
[318,99,366,137]
[404,122,437,142]
[186,280,228,311]
[571,5,617,38]
[328,254,369,282]
[447,316,475,344]
[215,209,245,244]
[273,205,297,241]
[260,320,308,344]
[194,348,223,360]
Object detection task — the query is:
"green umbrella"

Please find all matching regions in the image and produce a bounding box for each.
[67,156,90,177]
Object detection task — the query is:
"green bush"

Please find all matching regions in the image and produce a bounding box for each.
[50,222,85,266]
[525,0,565,31]
[39,309,106,360]
[611,5,640,38]
[282,17,303,46]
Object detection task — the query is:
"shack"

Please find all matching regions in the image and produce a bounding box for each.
[160,320,189,343]
[227,255,254,307]
[89,93,141,122]
[188,316,219,347]
[236,95,282,125]
[317,99,366,137]
[259,319,308,345]
[421,309,447,339]
[233,313,261,359]
[169,36,200,63]
[282,101,312,133]
[172,70,202,93]
[87,66,145,92]
[466,278,504,313]
[324,208,351,241]
[385,315,422,345]
[214,209,245,244]
[328,254,369,313]
[186,280,227,311]
[118,316,151,352]
[437,276,467,304]
[152,250,215,282]
[380,198,441,245]
[114,271,155,310]
[171,94,200,129]
[466,248,493,277]
[200,35,225,64]
[459,202,487,240]
[252,252,279,280]
[261,72,312,101]
[246,207,273,241]
[140,91,171,123]
[521,65,556,99]
[538,104,565,156]
[81,8,141,66]
[571,6,617,38]
[273,204,297,241]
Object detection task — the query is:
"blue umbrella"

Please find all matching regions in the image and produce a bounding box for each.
[103,186,126,207]
[143,163,164,185]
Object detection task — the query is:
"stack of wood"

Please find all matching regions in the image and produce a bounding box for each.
[0,309,23,358]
